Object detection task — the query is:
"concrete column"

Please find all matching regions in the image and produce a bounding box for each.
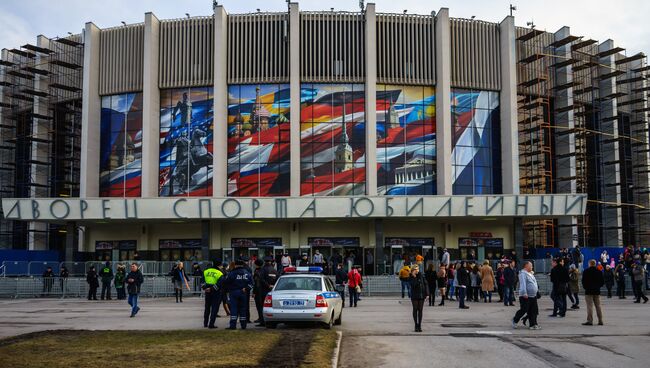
[141,13,161,198]
[513,217,524,266]
[365,3,378,195]
[598,40,624,246]
[630,58,650,245]
[435,8,452,195]
[374,219,384,274]
[80,22,102,198]
[28,35,51,250]
[210,221,222,249]
[213,6,228,197]
[499,16,520,195]
[289,3,301,196]
[201,220,210,261]
[65,222,76,261]
[553,26,578,248]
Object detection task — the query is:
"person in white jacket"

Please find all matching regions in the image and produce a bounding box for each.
[512,261,541,330]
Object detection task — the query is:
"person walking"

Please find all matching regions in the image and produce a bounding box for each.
[436,264,447,306]
[512,261,541,330]
[99,261,114,301]
[615,263,627,299]
[568,264,580,309]
[399,263,412,299]
[581,259,604,325]
[603,265,615,298]
[335,263,348,307]
[495,263,505,303]
[631,262,648,303]
[408,265,429,332]
[456,261,469,309]
[550,258,569,317]
[126,263,144,318]
[86,266,99,300]
[59,266,69,298]
[114,264,126,300]
[170,262,189,303]
[347,266,362,308]
[224,259,254,330]
[202,261,224,329]
[480,260,495,303]
[424,263,437,306]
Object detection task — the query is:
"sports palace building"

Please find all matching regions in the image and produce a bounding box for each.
[1,3,649,271]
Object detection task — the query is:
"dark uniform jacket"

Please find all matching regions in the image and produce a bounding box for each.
[224,267,253,293]
[582,266,604,295]
[86,270,99,288]
[550,265,570,294]
[99,265,114,283]
[335,268,348,285]
[260,265,278,293]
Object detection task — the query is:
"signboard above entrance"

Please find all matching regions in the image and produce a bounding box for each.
[1,194,587,221]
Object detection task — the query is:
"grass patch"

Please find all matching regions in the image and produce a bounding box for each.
[0,329,339,368]
[300,330,339,368]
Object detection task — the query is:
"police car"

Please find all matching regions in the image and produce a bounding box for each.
[262,266,343,329]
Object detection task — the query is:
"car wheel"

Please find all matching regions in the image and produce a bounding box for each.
[323,312,334,330]
[265,322,277,329]
[334,309,342,326]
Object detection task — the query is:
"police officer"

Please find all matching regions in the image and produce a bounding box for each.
[99,261,113,300]
[202,261,224,329]
[224,258,253,330]
[257,256,278,326]
[252,259,265,325]
[240,256,253,323]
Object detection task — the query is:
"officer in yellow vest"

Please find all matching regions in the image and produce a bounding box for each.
[202,261,224,329]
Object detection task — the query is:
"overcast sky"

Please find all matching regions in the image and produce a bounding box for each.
[1,0,648,56]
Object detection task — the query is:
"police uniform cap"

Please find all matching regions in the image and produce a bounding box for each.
[239,256,250,262]
[212,259,222,266]
[254,259,264,267]
[235,259,246,266]
[264,256,274,262]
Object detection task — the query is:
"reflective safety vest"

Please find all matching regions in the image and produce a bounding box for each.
[203,268,223,285]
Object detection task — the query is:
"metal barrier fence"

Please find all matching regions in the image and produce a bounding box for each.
[1,274,638,299]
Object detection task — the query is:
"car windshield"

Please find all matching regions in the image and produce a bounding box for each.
[274,276,323,291]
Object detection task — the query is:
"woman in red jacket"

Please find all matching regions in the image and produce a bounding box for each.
[347,267,362,307]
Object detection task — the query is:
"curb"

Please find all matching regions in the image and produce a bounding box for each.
[332,331,343,368]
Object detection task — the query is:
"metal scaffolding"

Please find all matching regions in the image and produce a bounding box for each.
[515,26,650,248]
[0,35,83,249]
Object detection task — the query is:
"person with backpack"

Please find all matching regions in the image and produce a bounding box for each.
[114,264,126,300]
[399,263,412,299]
[408,265,429,332]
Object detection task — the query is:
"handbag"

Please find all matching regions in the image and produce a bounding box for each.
[355,285,361,293]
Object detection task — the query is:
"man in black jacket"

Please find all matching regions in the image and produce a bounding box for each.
[550,258,569,317]
[503,262,516,306]
[335,263,348,306]
[126,263,144,318]
[581,259,604,325]
[457,262,470,309]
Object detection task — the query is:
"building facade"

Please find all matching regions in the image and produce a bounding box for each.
[1,3,647,270]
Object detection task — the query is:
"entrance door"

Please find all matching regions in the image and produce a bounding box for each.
[311,245,332,273]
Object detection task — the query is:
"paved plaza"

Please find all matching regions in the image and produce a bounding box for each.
[0,296,648,367]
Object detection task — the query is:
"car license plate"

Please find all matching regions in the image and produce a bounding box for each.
[282,300,305,307]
